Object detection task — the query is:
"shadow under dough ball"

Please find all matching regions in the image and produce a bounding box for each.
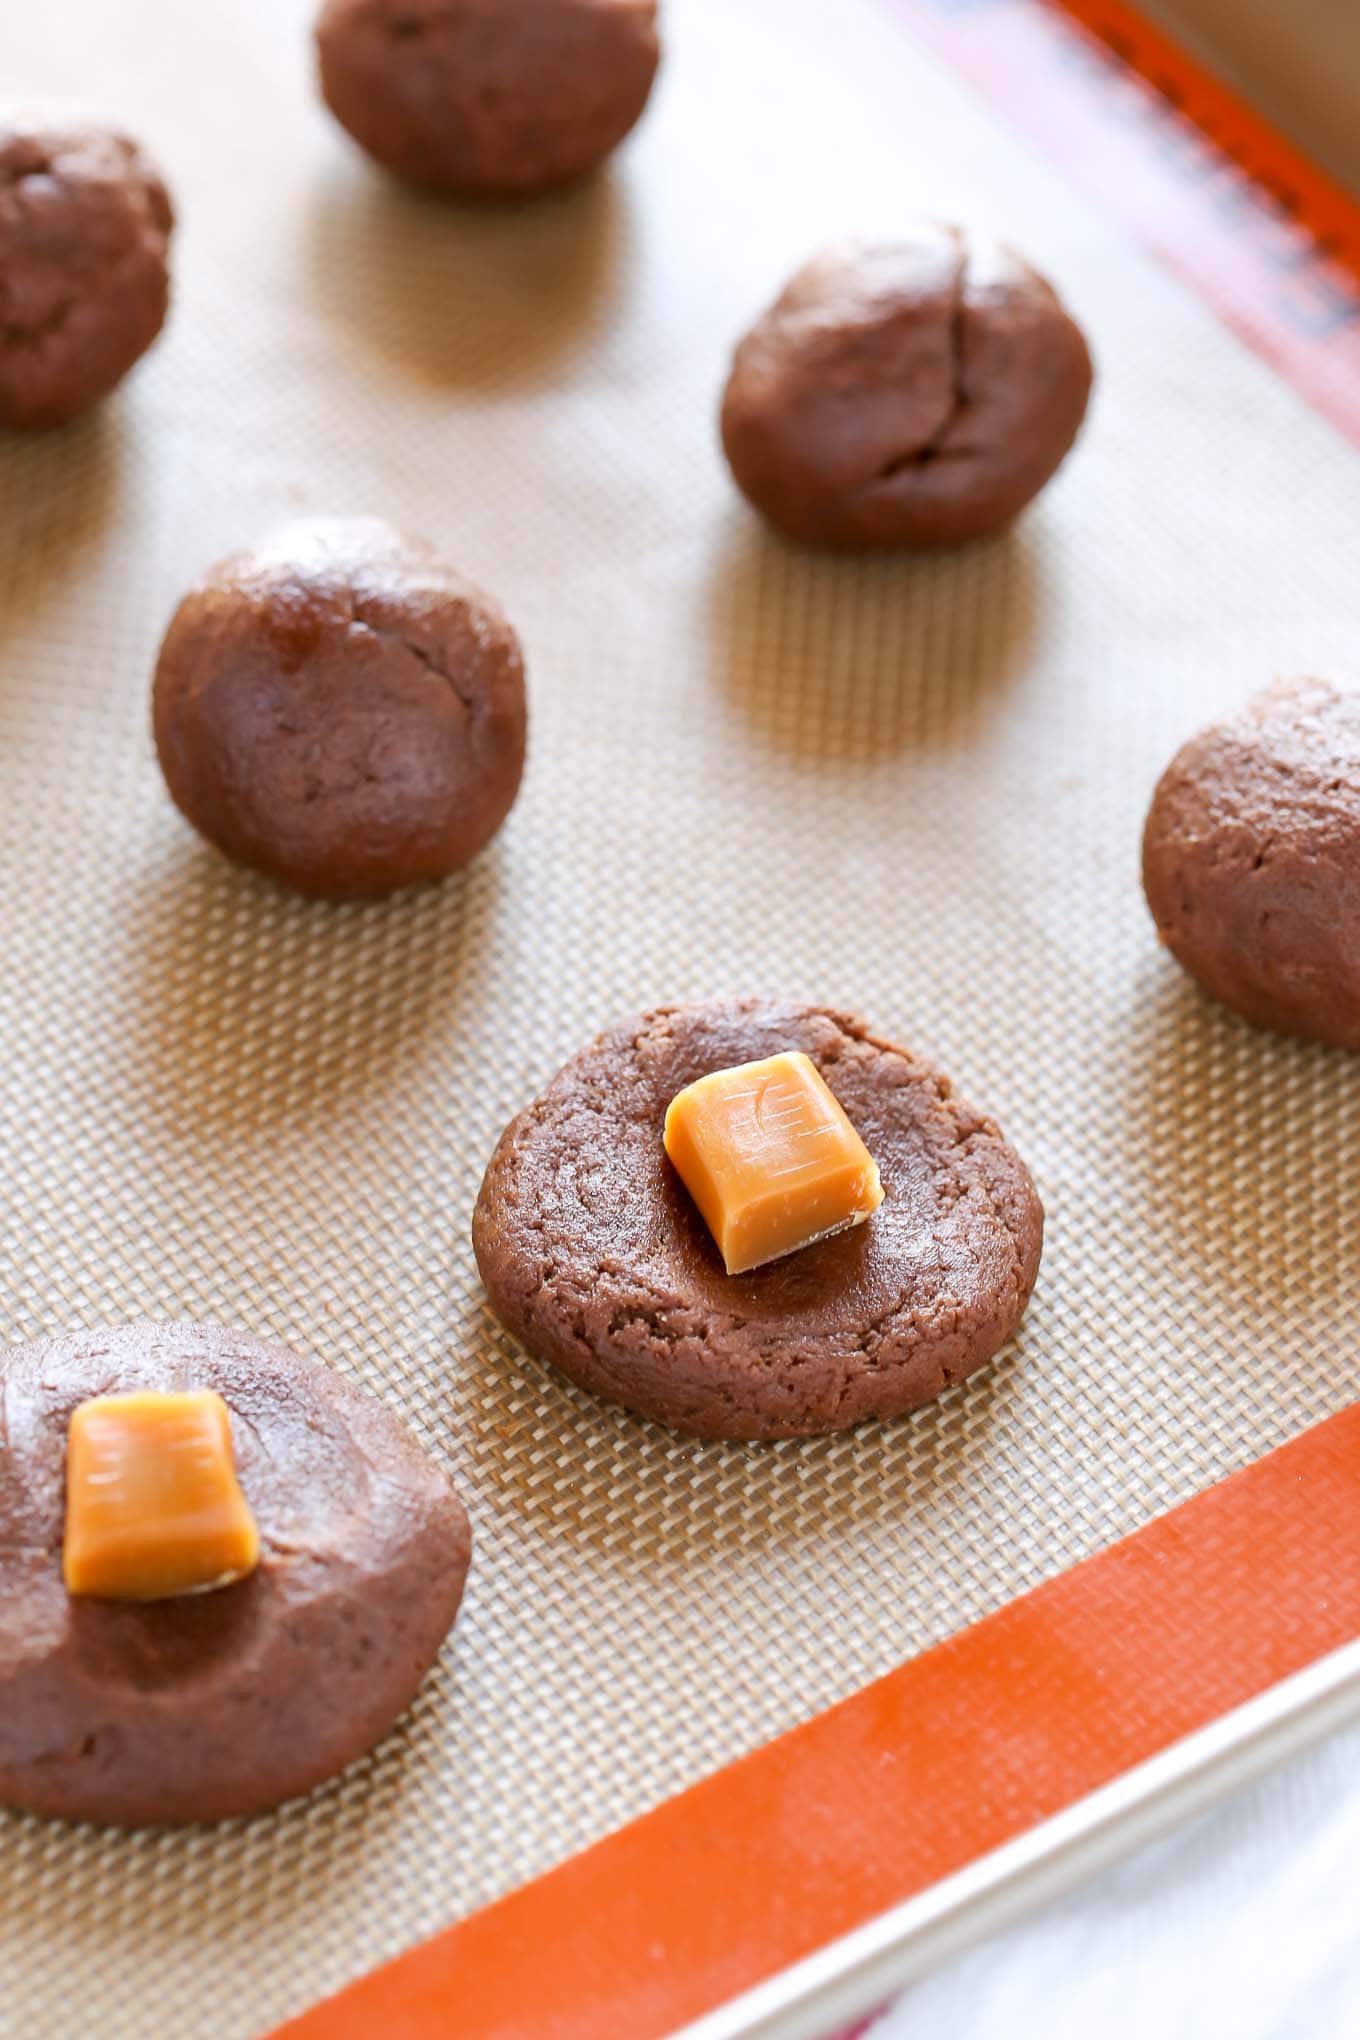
[315,0,661,198]
[0,113,173,429]
[721,229,1093,549]
[1142,677,1360,1050]
[153,517,527,901]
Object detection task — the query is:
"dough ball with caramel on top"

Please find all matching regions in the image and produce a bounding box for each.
[315,0,661,199]
[153,517,527,900]
[1142,678,1360,1049]
[721,229,1093,550]
[0,1322,472,1827]
[0,111,173,429]
[474,998,1043,1440]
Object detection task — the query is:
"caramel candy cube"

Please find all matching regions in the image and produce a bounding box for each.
[664,1050,884,1275]
[63,1390,260,1602]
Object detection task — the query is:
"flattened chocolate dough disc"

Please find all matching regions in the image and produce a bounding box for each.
[1142,677,1360,1049]
[473,1000,1043,1440]
[0,1324,471,1826]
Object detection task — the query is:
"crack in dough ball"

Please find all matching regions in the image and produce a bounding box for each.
[721,229,1093,549]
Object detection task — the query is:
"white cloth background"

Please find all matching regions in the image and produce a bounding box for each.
[869,1718,1360,2039]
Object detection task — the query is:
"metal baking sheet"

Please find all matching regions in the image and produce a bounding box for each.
[1,0,1358,2033]
[683,1636,1360,2040]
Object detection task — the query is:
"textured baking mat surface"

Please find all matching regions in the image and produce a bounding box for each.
[1,1,1358,2034]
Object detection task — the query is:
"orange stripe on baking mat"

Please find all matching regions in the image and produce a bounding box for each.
[886,0,1360,447]
[272,1402,1360,2040]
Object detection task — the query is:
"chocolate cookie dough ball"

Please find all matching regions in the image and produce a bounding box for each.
[0,113,173,430]
[474,998,1043,1440]
[315,0,661,199]
[153,518,527,900]
[1142,678,1360,1049]
[0,1323,472,1826]
[720,230,1093,550]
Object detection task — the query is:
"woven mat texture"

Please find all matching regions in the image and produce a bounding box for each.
[1,0,1358,2033]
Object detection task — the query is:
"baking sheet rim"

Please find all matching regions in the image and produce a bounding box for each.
[674,1633,1360,2040]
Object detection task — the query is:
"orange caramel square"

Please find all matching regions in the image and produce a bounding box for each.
[63,1390,260,1602]
[663,1050,883,1275]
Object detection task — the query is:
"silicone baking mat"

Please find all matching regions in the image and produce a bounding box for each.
[0,0,1358,2035]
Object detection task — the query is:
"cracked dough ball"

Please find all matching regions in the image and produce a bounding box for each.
[1142,678,1360,1049]
[721,230,1093,550]
[314,0,660,199]
[473,998,1043,1440]
[153,518,527,901]
[0,113,173,430]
